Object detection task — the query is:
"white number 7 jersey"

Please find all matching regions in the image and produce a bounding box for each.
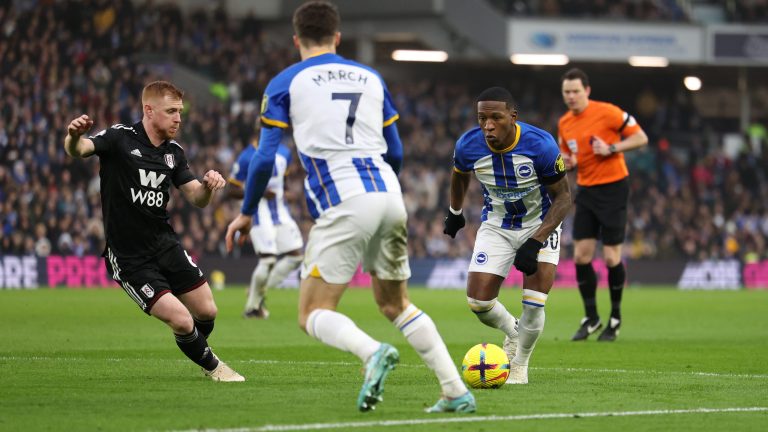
[260,52,401,219]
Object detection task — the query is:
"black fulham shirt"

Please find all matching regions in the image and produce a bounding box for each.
[88,121,196,258]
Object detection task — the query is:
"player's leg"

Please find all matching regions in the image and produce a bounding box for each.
[300,275,393,412]
[298,196,390,411]
[158,245,217,337]
[106,248,224,377]
[245,254,275,318]
[371,277,474,413]
[245,223,278,318]
[506,262,556,384]
[151,292,243,382]
[161,245,244,381]
[506,225,560,384]
[265,252,302,289]
[466,224,519,362]
[264,220,304,291]
[366,193,474,413]
[595,178,629,342]
[599,240,626,342]
[149,294,217,369]
[299,276,378,358]
[572,190,602,340]
[177,282,217,336]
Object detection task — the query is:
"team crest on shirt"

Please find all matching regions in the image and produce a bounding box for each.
[164,154,175,168]
[555,154,566,174]
[515,162,534,179]
[475,252,488,265]
[140,284,155,298]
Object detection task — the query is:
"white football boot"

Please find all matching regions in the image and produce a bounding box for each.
[205,360,245,382]
[505,363,528,385]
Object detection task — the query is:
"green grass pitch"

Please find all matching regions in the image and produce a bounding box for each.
[1,286,767,431]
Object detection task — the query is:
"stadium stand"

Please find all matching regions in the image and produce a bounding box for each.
[0,0,766,268]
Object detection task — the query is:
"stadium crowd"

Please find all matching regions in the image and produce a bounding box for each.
[487,0,768,23]
[1,1,767,263]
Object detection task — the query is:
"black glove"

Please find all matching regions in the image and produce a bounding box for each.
[443,209,466,238]
[514,238,544,276]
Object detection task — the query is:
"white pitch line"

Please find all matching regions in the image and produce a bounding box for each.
[2,356,767,380]
[169,407,768,432]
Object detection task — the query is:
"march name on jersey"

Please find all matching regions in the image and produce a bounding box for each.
[454,122,565,230]
[89,121,195,257]
[259,52,401,219]
[229,142,293,225]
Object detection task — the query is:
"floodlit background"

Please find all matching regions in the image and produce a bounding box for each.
[0,0,766,288]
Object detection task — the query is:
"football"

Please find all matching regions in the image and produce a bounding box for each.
[461,343,510,389]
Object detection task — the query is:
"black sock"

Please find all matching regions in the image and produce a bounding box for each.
[576,263,598,320]
[174,328,219,371]
[608,263,626,320]
[194,318,215,339]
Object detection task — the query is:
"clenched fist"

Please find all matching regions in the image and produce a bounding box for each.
[68,115,94,137]
[202,170,226,191]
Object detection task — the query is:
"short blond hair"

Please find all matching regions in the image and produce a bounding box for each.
[142,81,184,104]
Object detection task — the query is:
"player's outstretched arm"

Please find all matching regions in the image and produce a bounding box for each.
[179,170,226,208]
[64,114,96,158]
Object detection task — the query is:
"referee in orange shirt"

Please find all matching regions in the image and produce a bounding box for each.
[558,68,648,342]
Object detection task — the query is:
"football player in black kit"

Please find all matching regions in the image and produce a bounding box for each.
[64,81,244,382]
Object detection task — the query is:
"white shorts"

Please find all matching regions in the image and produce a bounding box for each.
[249,218,304,256]
[301,192,411,284]
[468,223,562,277]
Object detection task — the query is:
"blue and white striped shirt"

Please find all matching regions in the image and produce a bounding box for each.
[254,52,401,219]
[454,122,562,230]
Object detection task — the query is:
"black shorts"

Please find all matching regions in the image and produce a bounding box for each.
[572,178,629,245]
[104,244,207,314]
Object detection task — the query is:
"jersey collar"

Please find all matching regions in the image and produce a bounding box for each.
[134,120,168,148]
[486,123,521,154]
[306,50,333,59]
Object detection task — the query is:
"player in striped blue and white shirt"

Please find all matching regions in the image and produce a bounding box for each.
[227,139,303,319]
[444,87,572,386]
[225,1,473,414]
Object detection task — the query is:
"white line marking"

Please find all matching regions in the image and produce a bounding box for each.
[2,356,767,379]
[168,407,768,432]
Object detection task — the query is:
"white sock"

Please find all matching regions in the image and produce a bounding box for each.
[513,289,547,366]
[265,254,303,289]
[467,297,518,338]
[394,304,467,398]
[246,257,275,310]
[305,309,380,362]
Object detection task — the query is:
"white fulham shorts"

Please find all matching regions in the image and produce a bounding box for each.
[301,192,411,284]
[468,222,562,277]
[249,218,304,256]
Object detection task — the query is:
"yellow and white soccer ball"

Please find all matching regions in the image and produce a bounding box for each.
[461,343,510,389]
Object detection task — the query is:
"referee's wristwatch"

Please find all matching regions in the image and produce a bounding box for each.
[609,144,617,154]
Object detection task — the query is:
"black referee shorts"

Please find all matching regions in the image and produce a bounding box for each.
[572,178,629,246]
[104,244,207,314]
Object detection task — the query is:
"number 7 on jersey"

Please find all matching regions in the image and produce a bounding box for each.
[332,92,362,144]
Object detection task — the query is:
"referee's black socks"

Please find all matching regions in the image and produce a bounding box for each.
[175,328,219,371]
[576,263,598,320]
[607,263,626,320]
